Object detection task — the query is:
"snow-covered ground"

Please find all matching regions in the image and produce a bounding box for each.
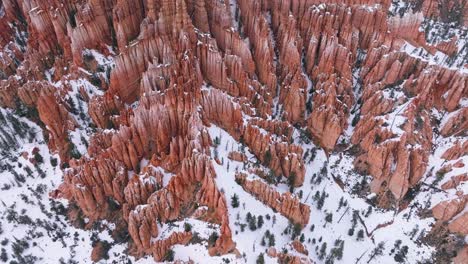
[1,1,466,263]
[0,105,153,264]
[202,122,439,264]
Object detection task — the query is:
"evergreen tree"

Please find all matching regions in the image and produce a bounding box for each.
[317,190,326,210]
[248,215,257,231]
[263,149,272,166]
[268,234,275,247]
[164,249,174,261]
[287,172,296,192]
[256,253,265,264]
[394,245,408,263]
[325,213,333,226]
[257,215,264,228]
[231,194,240,208]
[357,229,364,241]
[337,197,344,211]
[367,242,385,263]
[300,234,305,243]
[319,242,327,260]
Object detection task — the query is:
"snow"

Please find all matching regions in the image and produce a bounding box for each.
[400,41,468,73]
[201,121,436,263]
[0,107,181,264]
[1,2,466,263]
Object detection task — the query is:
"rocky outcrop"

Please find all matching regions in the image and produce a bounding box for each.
[91,241,109,262]
[1,0,466,262]
[441,108,468,137]
[432,195,468,236]
[432,195,467,222]
[228,151,247,162]
[151,232,192,262]
[448,212,468,235]
[37,85,77,161]
[235,173,310,227]
[441,174,468,190]
[454,246,468,264]
[242,123,305,186]
[442,141,468,161]
[267,245,314,264]
[112,0,145,51]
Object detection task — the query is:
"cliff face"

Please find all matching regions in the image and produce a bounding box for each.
[0,0,466,263]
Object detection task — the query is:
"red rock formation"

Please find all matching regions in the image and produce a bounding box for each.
[442,174,468,190]
[235,173,310,227]
[454,246,468,264]
[242,123,305,186]
[1,0,466,262]
[91,241,108,262]
[442,140,468,161]
[432,195,467,222]
[441,108,468,137]
[291,240,309,255]
[228,151,247,162]
[122,166,165,220]
[448,212,468,235]
[37,85,77,161]
[112,0,145,51]
[432,194,468,236]
[237,0,278,94]
[151,232,192,261]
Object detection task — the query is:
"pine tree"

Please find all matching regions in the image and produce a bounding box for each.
[319,242,327,260]
[164,249,174,261]
[364,205,373,217]
[257,215,264,228]
[287,172,296,192]
[246,212,252,222]
[261,237,266,246]
[337,197,344,211]
[256,253,265,264]
[325,213,333,226]
[367,242,385,263]
[268,234,275,247]
[317,190,326,210]
[263,149,272,166]
[208,232,219,246]
[357,229,364,241]
[300,234,305,243]
[394,245,408,263]
[248,215,257,231]
[231,194,240,208]
[291,223,301,240]
[314,191,320,201]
